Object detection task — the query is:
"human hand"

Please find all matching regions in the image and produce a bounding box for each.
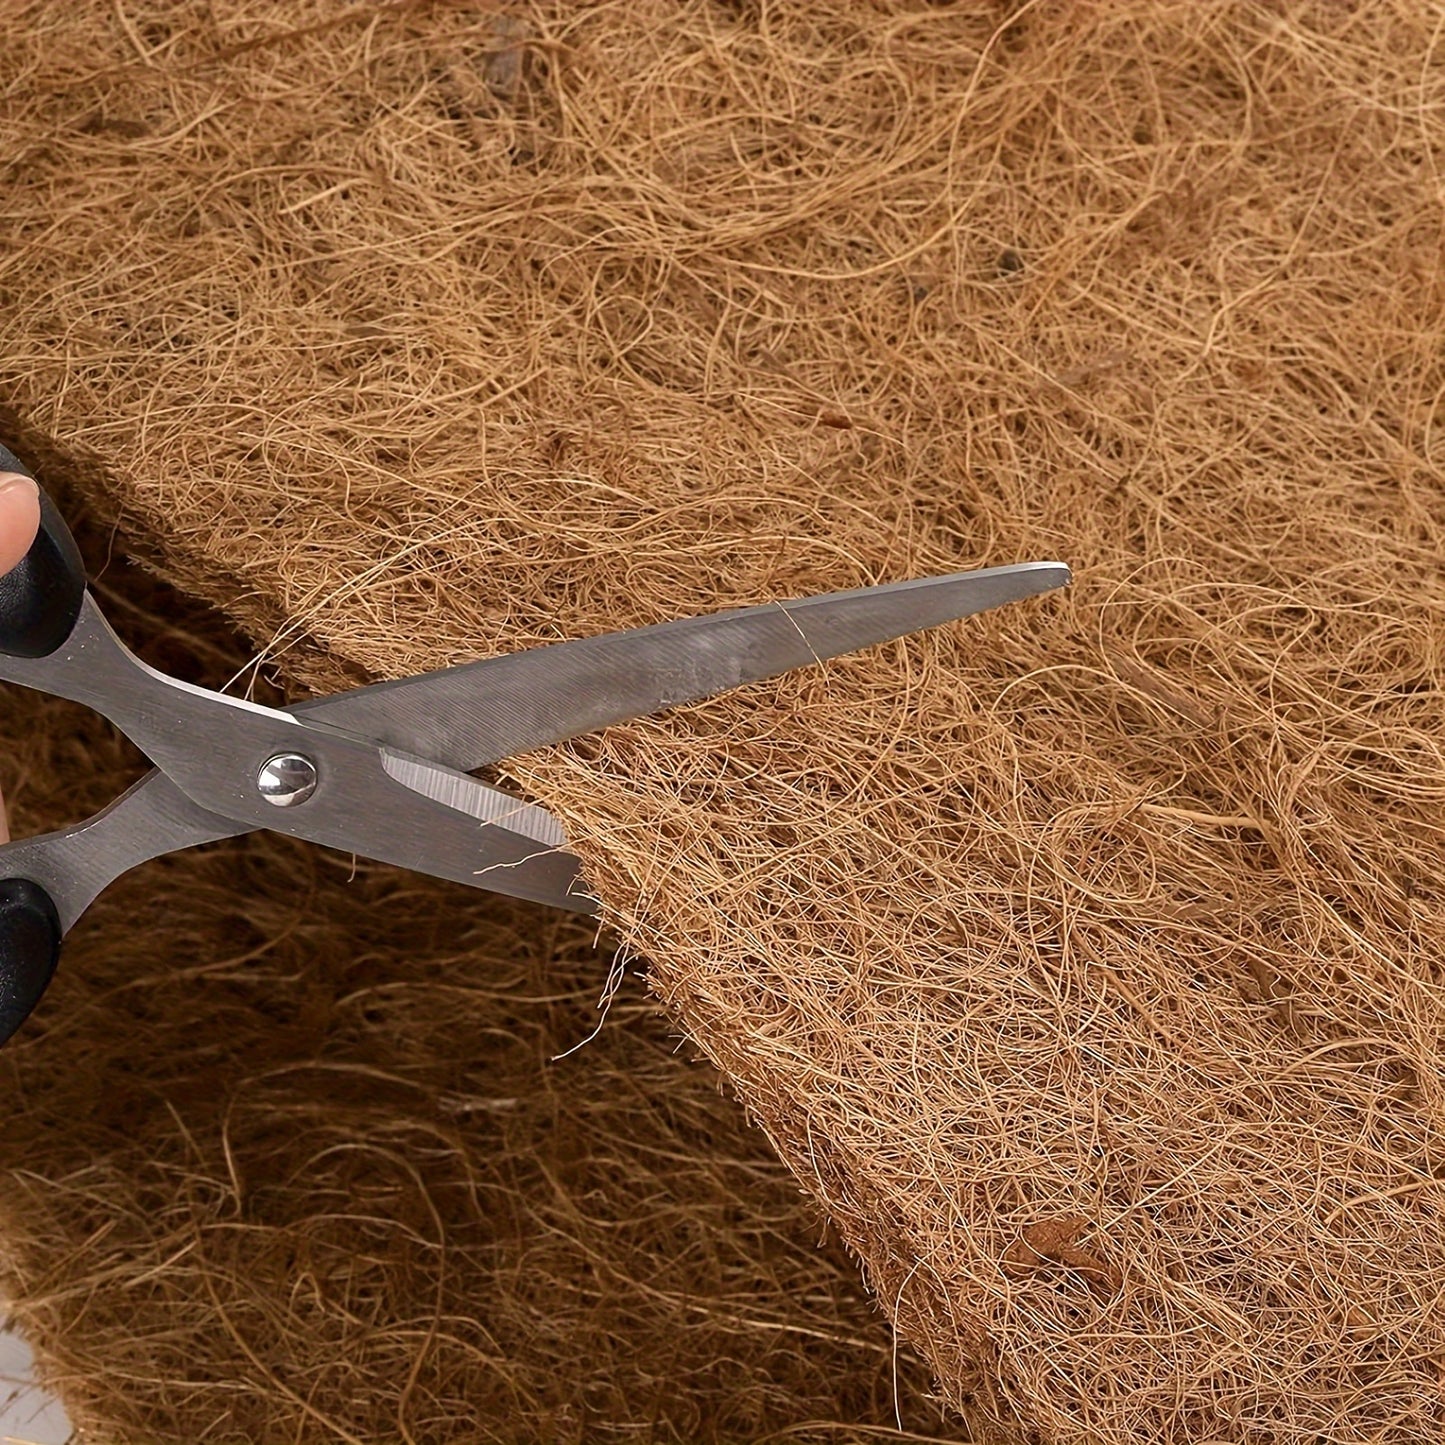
[0,472,42,844]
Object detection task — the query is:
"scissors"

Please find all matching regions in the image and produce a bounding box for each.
[0,444,1069,1045]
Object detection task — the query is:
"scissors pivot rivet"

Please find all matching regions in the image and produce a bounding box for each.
[256,753,319,808]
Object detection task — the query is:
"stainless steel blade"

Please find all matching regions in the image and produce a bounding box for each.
[378,755,567,848]
[0,559,1069,934]
[0,596,594,929]
[294,561,1072,770]
[0,752,586,940]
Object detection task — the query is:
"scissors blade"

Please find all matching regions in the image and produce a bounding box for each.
[2,756,592,939]
[4,760,590,946]
[2,560,1067,935]
[1,595,595,916]
[0,642,594,936]
[295,561,1071,771]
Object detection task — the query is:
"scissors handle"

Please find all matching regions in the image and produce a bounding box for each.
[0,446,83,1040]
[0,446,86,659]
[0,880,61,1044]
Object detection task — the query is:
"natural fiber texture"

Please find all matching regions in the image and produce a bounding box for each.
[0,498,954,1442]
[3,2,1445,1441]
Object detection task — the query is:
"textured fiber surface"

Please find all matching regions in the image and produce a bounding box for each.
[0,487,954,1443]
[3,3,1445,1441]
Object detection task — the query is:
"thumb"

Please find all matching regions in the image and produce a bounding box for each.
[0,473,41,576]
[0,472,41,844]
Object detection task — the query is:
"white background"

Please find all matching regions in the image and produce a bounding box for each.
[0,1323,72,1445]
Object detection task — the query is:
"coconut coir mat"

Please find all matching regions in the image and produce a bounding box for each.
[0,479,957,1442]
[3,2,1445,1441]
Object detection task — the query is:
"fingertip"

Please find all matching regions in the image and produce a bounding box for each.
[0,473,41,576]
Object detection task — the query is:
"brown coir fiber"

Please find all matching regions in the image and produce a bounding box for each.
[0,493,956,1442]
[2,1,1444,1441]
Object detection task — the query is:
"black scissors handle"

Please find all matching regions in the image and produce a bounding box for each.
[0,446,86,1042]
[0,878,61,1045]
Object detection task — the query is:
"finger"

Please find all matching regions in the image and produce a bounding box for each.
[0,473,41,576]
[0,473,41,843]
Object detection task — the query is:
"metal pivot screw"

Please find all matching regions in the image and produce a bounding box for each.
[257,753,319,808]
